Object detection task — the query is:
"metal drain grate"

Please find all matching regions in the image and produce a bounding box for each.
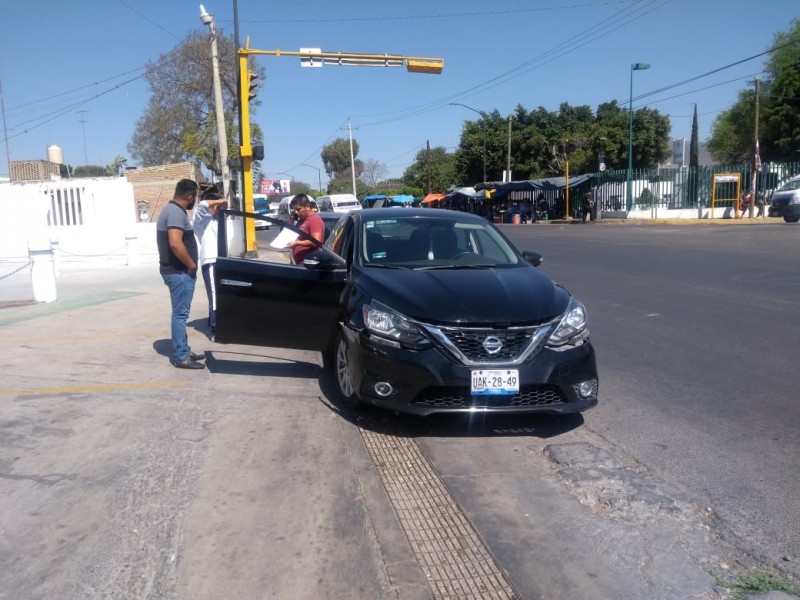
[359,429,518,599]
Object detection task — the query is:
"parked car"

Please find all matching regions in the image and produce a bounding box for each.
[768,175,800,222]
[214,208,598,416]
[253,194,270,229]
[316,194,362,213]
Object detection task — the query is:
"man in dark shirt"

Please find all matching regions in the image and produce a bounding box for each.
[286,194,325,265]
[156,179,205,369]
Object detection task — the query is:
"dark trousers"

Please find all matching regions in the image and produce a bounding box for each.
[201,262,217,332]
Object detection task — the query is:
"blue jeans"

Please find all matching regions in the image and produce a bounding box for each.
[162,272,196,363]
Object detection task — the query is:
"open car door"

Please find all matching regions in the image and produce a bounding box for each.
[214,210,347,351]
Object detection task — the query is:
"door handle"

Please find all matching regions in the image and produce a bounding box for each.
[220,279,253,287]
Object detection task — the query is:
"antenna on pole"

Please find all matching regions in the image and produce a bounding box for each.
[76,110,89,164]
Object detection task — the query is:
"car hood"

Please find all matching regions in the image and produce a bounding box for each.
[356,265,571,325]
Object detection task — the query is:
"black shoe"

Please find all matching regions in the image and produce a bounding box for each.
[172,359,206,370]
[189,352,205,361]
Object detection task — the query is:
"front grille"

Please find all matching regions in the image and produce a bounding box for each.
[436,327,541,362]
[411,385,565,409]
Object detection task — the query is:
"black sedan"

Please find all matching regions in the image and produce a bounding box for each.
[214,208,598,416]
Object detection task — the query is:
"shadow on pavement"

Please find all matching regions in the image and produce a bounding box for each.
[204,350,319,378]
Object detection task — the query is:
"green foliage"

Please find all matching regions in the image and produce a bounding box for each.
[709,20,800,163]
[451,101,670,186]
[72,165,109,177]
[402,146,458,192]
[728,569,800,600]
[128,29,264,171]
[321,138,359,178]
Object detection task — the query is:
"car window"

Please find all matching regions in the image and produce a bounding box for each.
[361,216,519,267]
[778,178,800,191]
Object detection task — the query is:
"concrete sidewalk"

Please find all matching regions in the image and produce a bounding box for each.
[0,263,429,599]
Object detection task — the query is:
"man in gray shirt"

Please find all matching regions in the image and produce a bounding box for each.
[156,179,205,369]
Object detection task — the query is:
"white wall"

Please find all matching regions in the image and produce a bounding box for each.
[0,178,145,263]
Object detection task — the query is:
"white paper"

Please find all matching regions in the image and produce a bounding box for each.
[269,228,300,249]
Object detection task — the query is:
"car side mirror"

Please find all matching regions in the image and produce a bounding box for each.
[303,250,346,271]
[522,250,543,267]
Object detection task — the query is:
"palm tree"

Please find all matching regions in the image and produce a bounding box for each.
[107,155,127,176]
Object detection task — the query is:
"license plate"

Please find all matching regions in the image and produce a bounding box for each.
[471,369,519,396]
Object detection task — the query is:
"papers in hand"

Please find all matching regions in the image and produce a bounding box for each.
[270,228,299,249]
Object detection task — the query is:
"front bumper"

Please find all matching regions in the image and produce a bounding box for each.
[343,327,598,416]
[768,200,800,218]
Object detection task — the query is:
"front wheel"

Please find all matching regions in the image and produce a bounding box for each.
[783,215,799,223]
[334,333,360,407]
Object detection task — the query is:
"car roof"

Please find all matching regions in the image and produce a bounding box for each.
[357,207,485,222]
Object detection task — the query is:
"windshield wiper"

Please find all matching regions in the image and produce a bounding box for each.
[365,263,408,269]
[415,264,495,271]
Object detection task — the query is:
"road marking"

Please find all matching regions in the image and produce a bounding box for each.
[0,381,185,396]
[0,332,165,344]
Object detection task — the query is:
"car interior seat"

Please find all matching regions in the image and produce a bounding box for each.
[365,231,387,261]
[408,227,431,260]
[431,228,458,259]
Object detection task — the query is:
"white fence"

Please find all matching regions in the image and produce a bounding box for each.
[0,177,157,266]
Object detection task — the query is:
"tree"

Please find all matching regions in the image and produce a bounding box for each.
[453,101,670,185]
[360,159,388,189]
[128,29,264,171]
[73,165,109,177]
[689,104,699,205]
[708,20,800,163]
[106,155,127,176]
[760,20,800,161]
[402,146,457,192]
[321,138,358,179]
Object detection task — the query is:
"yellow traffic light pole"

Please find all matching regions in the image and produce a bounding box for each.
[236,39,444,254]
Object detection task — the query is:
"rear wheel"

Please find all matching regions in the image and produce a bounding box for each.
[334,333,360,407]
[783,215,799,223]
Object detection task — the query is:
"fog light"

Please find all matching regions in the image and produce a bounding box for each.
[576,380,597,398]
[374,382,393,397]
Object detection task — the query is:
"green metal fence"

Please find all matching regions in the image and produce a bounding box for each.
[591,161,800,211]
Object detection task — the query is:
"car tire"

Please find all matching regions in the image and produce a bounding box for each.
[334,333,360,407]
[783,215,799,223]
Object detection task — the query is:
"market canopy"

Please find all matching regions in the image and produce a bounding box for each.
[421,193,446,205]
[391,194,415,205]
[491,175,593,198]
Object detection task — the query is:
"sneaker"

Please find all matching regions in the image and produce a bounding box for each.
[172,359,205,370]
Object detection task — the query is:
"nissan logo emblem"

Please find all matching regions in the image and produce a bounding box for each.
[482,336,503,354]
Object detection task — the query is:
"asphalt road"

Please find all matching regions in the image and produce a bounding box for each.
[498,221,800,576]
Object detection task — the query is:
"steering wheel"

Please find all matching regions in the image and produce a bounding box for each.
[450,251,476,261]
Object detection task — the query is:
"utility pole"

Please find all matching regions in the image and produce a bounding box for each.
[199,5,231,200]
[426,139,431,194]
[506,115,512,182]
[750,78,760,218]
[76,110,89,164]
[0,80,10,177]
[348,118,357,197]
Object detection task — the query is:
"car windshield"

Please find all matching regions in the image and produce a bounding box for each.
[778,178,800,191]
[361,216,520,268]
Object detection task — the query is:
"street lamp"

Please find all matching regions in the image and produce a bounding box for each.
[199,5,231,199]
[449,102,487,183]
[627,62,650,211]
[301,163,323,196]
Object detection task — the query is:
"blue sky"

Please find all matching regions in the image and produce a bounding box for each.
[1,0,796,185]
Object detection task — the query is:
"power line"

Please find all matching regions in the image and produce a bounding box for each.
[239,1,637,24]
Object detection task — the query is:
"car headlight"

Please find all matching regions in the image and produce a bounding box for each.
[547,298,589,348]
[362,301,431,349]
[789,196,800,205]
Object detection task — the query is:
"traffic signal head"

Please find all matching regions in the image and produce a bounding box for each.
[248,71,260,102]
